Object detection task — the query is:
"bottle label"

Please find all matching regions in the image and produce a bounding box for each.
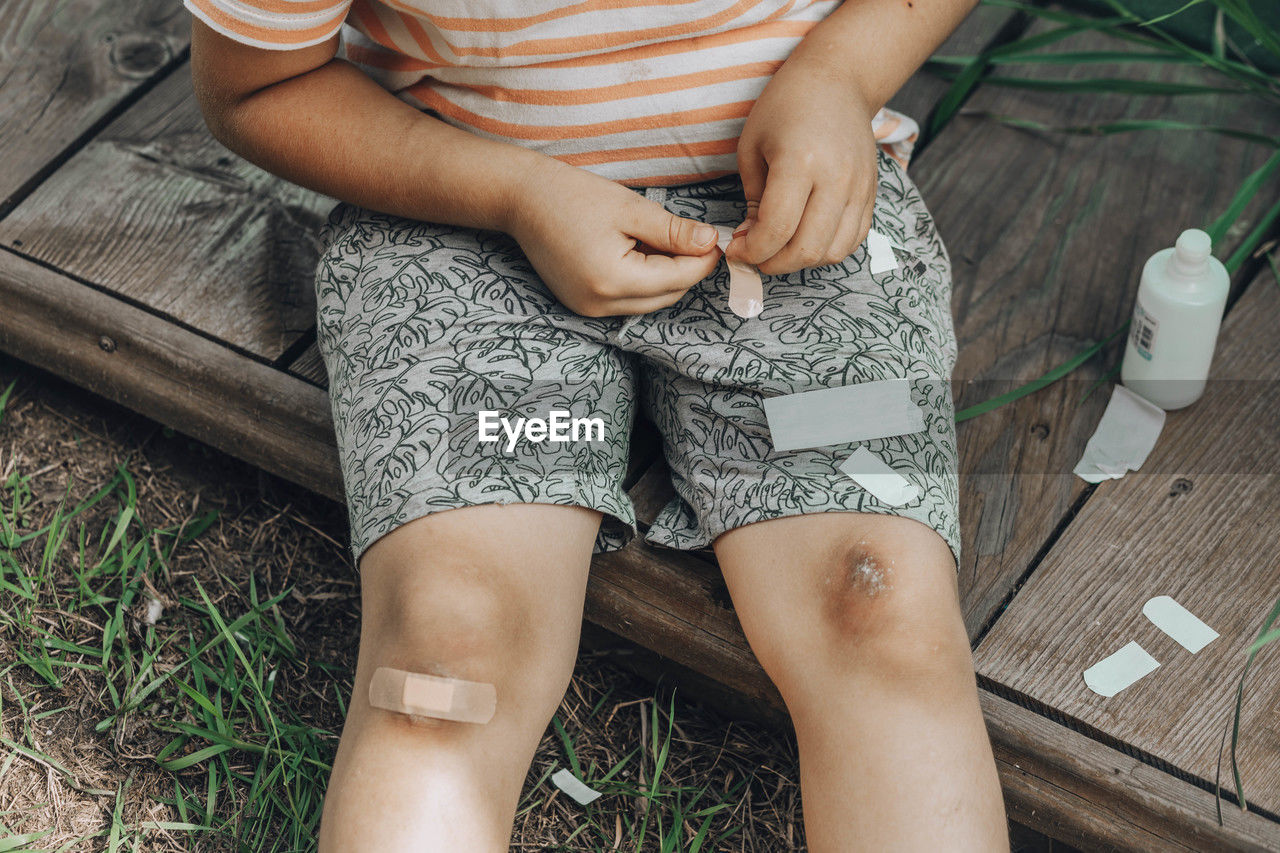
[1131,300,1158,361]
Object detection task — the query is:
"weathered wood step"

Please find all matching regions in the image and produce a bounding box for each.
[976,267,1280,818]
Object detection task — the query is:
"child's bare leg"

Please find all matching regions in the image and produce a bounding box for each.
[713,512,1007,852]
[318,503,600,852]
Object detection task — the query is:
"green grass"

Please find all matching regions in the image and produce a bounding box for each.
[0,377,335,850]
[518,693,749,852]
[0,376,765,850]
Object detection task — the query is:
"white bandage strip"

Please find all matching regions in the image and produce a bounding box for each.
[368,667,496,724]
[1074,384,1166,483]
[1142,595,1219,653]
[839,446,921,506]
[763,377,926,452]
[866,228,899,275]
[1082,641,1161,697]
[551,768,602,805]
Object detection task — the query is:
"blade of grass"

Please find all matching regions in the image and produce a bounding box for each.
[928,48,994,141]
[0,830,53,851]
[1137,0,1210,27]
[1002,0,1280,94]
[1205,147,1280,246]
[932,71,1246,96]
[1216,592,1280,818]
[1210,0,1280,60]
[966,113,1280,147]
[930,49,1195,65]
[956,323,1130,423]
[1223,194,1280,274]
[0,380,16,423]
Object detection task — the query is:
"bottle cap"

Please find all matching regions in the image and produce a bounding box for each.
[1169,228,1212,276]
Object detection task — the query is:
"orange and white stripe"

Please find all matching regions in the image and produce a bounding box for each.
[183,0,919,185]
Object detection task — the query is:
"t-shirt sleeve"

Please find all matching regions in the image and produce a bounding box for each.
[183,0,352,50]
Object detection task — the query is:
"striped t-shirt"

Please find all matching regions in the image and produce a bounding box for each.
[184,0,919,186]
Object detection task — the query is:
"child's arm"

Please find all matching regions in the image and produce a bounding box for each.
[189,19,721,317]
[728,0,980,277]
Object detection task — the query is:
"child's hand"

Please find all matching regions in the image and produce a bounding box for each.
[505,160,723,317]
[728,61,880,277]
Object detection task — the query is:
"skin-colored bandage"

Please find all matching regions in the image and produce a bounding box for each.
[368,667,496,724]
[713,224,764,319]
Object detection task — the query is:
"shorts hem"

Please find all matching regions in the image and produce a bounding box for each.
[348,472,638,569]
[644,502,961,574]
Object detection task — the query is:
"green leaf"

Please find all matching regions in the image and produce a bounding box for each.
[971,113,1280,147]
[928,50,993,141]
[159,742,234,772]
[934,71,1246,96]
[1138,0,1209,27]
[956,323,1130,423]
[0,830,53,851]
[1246,625,1280,655]
[1211,0,1280,60]
[1205,147,1280,247]
[1223,194,1280,274]
[0,380,16,425]
[99,505,135,567]
[1219,594,1280,814]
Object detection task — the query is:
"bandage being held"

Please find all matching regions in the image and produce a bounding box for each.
[368,666,497,724]
[713,222,764,319]
[714,209,908,320]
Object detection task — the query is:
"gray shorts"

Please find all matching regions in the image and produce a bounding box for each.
[314,151,960,571]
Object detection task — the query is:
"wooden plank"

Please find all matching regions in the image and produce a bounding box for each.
[0,69,335,361]
[910,24,1280,636]
[629,456,678,528]
[975,269,1280,814]
[288,341,327,386]
[0,249,341,502]
[982,691,1280,851]
[0,0,187,209]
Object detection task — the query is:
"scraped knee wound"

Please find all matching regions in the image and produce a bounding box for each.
[838,539,892,598]
[847,552,889,596]
[368,666,496,725]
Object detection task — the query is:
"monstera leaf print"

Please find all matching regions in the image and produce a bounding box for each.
[312,148,962,573]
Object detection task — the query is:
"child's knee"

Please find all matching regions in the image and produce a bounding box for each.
[779,529,971,701]
[361,548,565,699]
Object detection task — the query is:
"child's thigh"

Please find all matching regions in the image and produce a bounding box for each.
[629,154,962,572]
[314,203,640,569]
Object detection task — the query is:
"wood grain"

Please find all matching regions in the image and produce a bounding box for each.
[0,248,343,503]
[288,341,327,386]
[910,24,1280,636]
[983,690,1280,851]
[976,268,1280,815]
[0,70,335,360]
[0,0,187,209]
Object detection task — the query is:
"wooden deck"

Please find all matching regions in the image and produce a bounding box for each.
[3,1,1279,848]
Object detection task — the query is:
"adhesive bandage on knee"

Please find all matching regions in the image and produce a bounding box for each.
[368,667,496,724]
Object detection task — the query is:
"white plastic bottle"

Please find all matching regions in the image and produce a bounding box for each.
[1120,228,1229,410]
